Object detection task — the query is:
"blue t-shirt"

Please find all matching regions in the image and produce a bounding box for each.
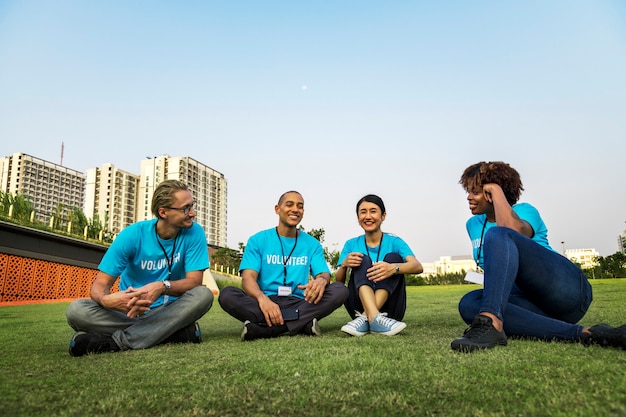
[239,228,330,299]
[467,202,554,268]
[338,233,414,265]
[98,219,209,308]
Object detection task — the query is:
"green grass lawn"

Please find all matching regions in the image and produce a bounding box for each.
[1,280,626,417]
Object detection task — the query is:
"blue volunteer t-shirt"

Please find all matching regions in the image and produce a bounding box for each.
[239,228,330,299]
[466,202,554,269]
[337,233,415,265]
[98,219,209,308]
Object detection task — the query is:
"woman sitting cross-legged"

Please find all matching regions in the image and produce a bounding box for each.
[336,194,423,336]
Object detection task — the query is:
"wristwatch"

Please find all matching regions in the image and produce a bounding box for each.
[394,264,400,274]
[162,280,171,295]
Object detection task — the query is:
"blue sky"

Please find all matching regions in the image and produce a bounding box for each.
[1,1,625,262]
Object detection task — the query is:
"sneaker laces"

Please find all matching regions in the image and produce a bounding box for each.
[350,311,368,327]
[463,316,493,339]
[375,313,396,328]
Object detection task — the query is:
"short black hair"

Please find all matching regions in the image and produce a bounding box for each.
[277,190,302,205]
[356,194,386,214]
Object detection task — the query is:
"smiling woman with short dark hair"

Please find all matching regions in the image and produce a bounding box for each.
[335,194,423,337]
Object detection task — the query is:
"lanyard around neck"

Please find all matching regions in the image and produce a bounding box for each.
[275,227,298,286]
[475,217,488,270]
[364,233,384,263]
[155,221,181,279]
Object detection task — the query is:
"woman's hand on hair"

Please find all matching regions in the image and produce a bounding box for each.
[481,183,502,204]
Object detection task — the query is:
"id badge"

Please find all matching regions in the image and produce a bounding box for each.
[464,270,484,285]
[278,286,292,296]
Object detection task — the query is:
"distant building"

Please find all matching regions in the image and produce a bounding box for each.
[0,152,85,223]
[138,155,227,247]
[618,230,626,254]
[85,164,140,234]
[564,248,599,269]
[421,255,476,276]
[2,151,228,248]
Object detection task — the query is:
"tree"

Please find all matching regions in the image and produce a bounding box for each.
[211,246,242,272]
[0,190,8,215]
[68,206,89,235]
[0,191,34,222]
[325,247,341,270]
[304,226,325,242]
[51,202,65,229]
[301,226,340,269]
[594,252,626,278]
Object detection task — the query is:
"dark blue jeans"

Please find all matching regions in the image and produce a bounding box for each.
[458,226,592,341]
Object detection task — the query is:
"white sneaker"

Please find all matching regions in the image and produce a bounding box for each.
[341,312,369,336]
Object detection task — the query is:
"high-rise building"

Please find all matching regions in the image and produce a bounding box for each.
[138,155,227,247]
[618,229,626,254]
[0,152,85,224]
[85,164,139,234]
[1,151,228,247]
[564,248,600,269]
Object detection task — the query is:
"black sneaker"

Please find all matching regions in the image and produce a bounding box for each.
[451,314,508,352]
[161,322,202,345]
[583,324,626,349]
[241,320,288,341]
[69,332,121,357]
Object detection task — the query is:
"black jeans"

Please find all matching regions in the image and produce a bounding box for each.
[219,282,348,335]
[344,253,406,321]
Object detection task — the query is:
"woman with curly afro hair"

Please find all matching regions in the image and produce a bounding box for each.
[451,161,626,352]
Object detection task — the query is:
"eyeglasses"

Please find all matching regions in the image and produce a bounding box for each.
[167,202,196,215]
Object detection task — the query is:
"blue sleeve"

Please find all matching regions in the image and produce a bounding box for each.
[182,223,210,273]
[337,237,362,265]
[337,240,351,266]
[98,224,138,277]
[391,236,414,260]
[513,203,553,250]
[239,232,263,273]
[513,203,542,234]
[309,238,330,277]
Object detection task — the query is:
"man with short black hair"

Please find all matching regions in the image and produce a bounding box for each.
[219,191,348,341]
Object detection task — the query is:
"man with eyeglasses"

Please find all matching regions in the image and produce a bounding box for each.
[66,180,213,356]
[218,191,348,341]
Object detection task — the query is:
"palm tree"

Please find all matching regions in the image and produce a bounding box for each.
[51,203,65,230]
[8,192,34,222]
[0,190,9,216]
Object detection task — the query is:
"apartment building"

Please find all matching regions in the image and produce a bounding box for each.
[2,151,228,248]
[85,164,140,234]
[421,255,476,276]
[137,155,227,247]
[0,152,85,223]
[564,248,600,269]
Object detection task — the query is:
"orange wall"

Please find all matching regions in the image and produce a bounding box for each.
[0,253,119,305]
